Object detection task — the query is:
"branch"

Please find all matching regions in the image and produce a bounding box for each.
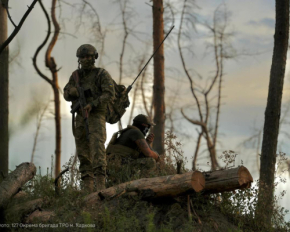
[81,0,106,66]
[213,32,224,147]
[118,0,129,85]
[45,0,60,73]
[177,0,203,122]
[181,108,206,129]
[54,167,69,195]
[4,0,16,27]
[32,0,53,85]
[192,131,203,171]
[31,101,50,163]
[0,0,39,55]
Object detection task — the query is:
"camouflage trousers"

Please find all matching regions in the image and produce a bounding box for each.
[74,112,106,179]
[106,153,156,186]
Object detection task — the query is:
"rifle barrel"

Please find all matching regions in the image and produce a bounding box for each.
[129,25,175,89]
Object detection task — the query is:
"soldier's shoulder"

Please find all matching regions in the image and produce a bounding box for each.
[126,127,144,138]
[98,68,111,76]
[96,68,113,81]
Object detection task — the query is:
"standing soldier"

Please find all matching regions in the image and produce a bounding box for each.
[64,44,115,192]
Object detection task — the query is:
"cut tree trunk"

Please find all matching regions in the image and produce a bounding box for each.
[0,163,36,208]
[25,210,55,223]
[203,166,253,195]
[85,171,205,205]
[5,198,44,220]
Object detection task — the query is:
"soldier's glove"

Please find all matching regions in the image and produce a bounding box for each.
[69,87,79,97]
[84,103,93,113]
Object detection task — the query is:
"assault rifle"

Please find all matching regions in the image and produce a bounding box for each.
[126,25,174,94]
[70,71,90,141]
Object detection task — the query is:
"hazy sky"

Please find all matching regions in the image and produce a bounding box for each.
[6,0,290,221]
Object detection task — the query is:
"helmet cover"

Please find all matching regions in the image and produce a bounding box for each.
[76,44,98,59]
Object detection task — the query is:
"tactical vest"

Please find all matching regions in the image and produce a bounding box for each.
[72,68,130,123]
[106,126,140,159]
[72,68,107,114]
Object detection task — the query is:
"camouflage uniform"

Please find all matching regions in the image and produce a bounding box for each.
[64,63,115,188]
[106,125,156,185]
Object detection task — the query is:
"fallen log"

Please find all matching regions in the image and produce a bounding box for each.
[5,198,44,220]
[0,163,36,208]
[25,210,55,223]
[13,191,28,200]
[203,166,253,195]
[85,171,205,205]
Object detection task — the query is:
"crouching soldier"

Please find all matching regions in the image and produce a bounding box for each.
[106,114,160,185]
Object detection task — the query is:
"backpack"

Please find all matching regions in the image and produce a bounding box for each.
[106,78,130,124]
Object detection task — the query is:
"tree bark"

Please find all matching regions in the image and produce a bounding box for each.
[25,210,55,223]
[0,163,36,208]
[0,0,9,181]
[5,198,44,220]
[256,0,289,226]
[46,0,61,178]
[34,0,61,178]
[203,166,253,195]
[152,0,165,156]
[85,171,205,205]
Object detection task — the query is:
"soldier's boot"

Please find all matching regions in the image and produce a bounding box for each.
[82,176,94,193]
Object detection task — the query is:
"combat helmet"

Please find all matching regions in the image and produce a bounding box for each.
[133,114,155,126]
[76,44,98,59]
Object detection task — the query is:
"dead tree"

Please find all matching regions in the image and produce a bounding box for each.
[152,0,166,156]
[256,0,289,226]
[178,3,234,170]
[239,98,290,173]
[32,0,61,178]
[0,0,9,180]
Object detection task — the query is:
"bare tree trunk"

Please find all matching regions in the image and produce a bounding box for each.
[0,0,9,180]
[152,0,165,156]
[256,0,289,226]
[52,85,61,178]
[33,0,61,178]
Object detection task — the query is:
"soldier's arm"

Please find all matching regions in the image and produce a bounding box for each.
[63,75,78,101]
[92,69,115,107]
[135,139,159,161]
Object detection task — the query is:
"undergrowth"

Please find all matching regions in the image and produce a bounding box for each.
[3,132,290,232]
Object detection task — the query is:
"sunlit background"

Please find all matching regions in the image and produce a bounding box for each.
[6,0,290,221]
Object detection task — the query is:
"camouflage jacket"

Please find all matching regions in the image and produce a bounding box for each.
[64,67,115,115]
